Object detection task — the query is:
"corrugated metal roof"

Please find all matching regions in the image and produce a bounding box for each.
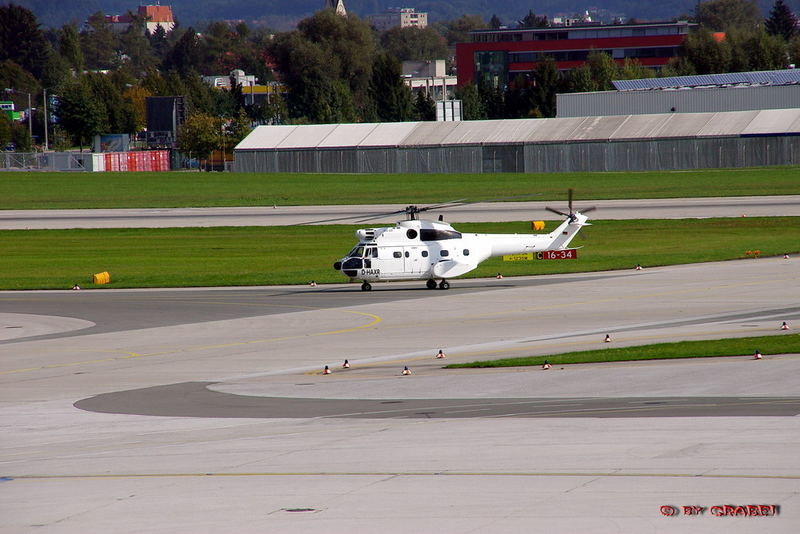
[401,121,462,146]
[276,124,339,148]
[235,125,296,149]
[235,108,800,151]
[741,108,800,135]
[357,122,419,147]
[316,123,379,148]
[697,111,759,137]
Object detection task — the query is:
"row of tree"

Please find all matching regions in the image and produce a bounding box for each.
[1,0,799,152]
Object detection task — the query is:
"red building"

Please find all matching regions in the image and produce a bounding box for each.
[456,21,696,87]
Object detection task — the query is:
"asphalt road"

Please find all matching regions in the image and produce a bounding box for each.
[1,195,798,229]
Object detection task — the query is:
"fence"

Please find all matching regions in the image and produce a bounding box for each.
[0,151,171,171]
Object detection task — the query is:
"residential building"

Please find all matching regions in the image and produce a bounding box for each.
[370,8,428,32]
[456,21,695,87]
[105,4,175,34]
[402,60,457,101]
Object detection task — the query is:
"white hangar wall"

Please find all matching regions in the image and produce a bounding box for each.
[233,109,800,173]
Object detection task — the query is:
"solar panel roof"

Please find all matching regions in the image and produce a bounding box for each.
[612,69,800,91]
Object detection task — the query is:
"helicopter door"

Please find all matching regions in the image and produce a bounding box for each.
[403,247,425,274]
[382,247,405,275]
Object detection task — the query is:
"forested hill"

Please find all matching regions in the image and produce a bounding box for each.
[14,0,783,30]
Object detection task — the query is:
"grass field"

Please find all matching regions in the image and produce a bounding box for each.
[445,334,799,368]
[1,217,796,290]
[1,166,799,209]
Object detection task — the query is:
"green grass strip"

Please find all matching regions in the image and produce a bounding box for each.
[0,217,796,290]
[445,334,800,368]
[1,166,798,209]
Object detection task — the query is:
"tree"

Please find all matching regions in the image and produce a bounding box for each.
[369,53,413,122]
[518,10,549,29]
[533,57,561,118]
[0,111,11,148]
[442,14,486,45]
[695,0,763,31]
[177,111,223,163]
[55,76,108,150]
[790,34,800,65]
[413,91,436,121]
[765,0,798,41]
[489,14,503,29]
[267,11,377,122]
[681,27,732,74]
[59,23,83,72]
[117,13,157,74]
[0,3,50,79]
[586,51,620,91]
[478,79,505,119]
[455,83,486,120]
[81,11,118,70]
[162,27,203,76]
[380,27,448,62]
[727,27,787,70]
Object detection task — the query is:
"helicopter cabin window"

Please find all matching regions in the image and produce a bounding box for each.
[421,250,428,257]
[406,229,418,239]
[366,247,378,258]
[420,229,462,241]
[463,249,470,256]
[393,251,402,258]
[440,250,450,257]
[405,251,410,258]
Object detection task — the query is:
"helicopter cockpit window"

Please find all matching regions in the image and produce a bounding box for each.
[349,246,365,257]
[420,229,462,241]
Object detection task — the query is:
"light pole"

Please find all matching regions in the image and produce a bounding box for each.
[4,88,33,147]
[42,87,53,151]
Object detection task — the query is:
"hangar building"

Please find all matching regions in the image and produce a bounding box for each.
[233,108,800,173]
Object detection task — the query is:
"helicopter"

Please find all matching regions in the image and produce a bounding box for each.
[330,190,596,291]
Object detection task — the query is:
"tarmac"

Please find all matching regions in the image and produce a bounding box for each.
[1,257,799,533]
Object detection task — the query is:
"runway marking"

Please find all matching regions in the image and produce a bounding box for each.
[6,471,799,481]
[0,310,381,376]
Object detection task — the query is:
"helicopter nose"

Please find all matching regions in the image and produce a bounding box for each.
[333,261,342,270]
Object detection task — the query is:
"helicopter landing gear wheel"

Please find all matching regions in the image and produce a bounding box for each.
[439,280,450,290]
[361,282,372,291]
[426,279,437,290]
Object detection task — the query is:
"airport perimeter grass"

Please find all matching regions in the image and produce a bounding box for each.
[0,217,796,290]
[445,334,799,368]
[2,166,799,209]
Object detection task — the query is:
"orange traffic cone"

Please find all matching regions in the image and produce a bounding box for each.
[436,349,445,359]
[781,322,789,330]
[754,350,762,360]
[323,365,332,374]
[402,366,411,375]
[342,359,350,368]
[542,360,552,370]
[604,334,612,343]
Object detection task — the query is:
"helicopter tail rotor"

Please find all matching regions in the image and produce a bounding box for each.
[545,188,596,222]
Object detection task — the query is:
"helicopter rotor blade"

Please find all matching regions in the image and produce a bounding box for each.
[578,206,598,214]
[567,188,574,214]
[545,206,570,217]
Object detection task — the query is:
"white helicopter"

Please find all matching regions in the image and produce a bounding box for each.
[331,190,596,291]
